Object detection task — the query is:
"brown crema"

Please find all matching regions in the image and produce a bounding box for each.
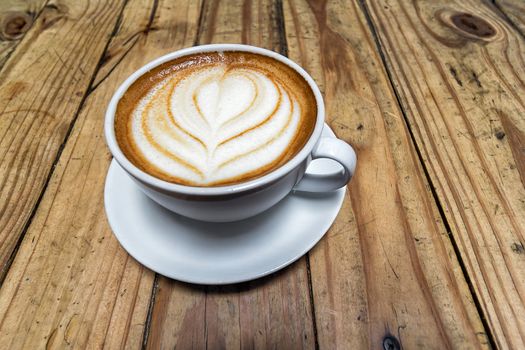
[115,51,317,186]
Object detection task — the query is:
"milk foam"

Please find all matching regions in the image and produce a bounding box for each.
[130,62,302,185]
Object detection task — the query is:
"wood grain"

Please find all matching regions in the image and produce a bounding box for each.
[146,1,316,348]
[0,0,127,280]
[2,0,517,348]
[364,0,525,348]
[495,0,525,35]
[149,270,315,349]
[0,0,175,348]
[284,0,489,348]
[0,0,47,68]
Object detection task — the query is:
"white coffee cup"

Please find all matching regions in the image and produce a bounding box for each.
[105,44,357,222]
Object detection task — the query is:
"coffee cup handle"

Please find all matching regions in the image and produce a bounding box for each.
[293,137,357,192]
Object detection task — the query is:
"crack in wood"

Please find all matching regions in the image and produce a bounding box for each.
[141,274,159,349]
[0,0,131,285]
[358,0,497,348]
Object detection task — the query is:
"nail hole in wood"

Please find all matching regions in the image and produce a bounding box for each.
[511,242,524,254]
[495,130,505,140]
[383,335,401,350]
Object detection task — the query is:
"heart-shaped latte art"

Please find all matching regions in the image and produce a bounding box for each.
[130,63,301,186]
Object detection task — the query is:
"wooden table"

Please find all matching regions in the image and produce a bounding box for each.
[0,0,524,348]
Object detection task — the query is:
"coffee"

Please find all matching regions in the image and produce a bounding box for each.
[115,51,317,186]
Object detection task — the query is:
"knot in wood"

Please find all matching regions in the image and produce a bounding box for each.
[451,13,495,38]
[383,335,401,350]
[1,12,32,40]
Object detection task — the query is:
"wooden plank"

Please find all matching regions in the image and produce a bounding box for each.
[0,0,202,348]
[495,0,525,35]
[283,0,489,348]
[146,1,316,349]
[364,0,525,348]
[0,0,127,279]
[149,269,315,349]
[0,0,48,69]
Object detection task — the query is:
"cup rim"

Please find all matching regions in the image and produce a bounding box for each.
[104,44,325,196]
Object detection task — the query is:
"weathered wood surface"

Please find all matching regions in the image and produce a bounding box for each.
[284,0,487,348]
[0,0,47,68]
[495,0,525,35]
[0,0,126,280]
[364,0,525,348]
[0,0,158,348]
[1,0,524,348]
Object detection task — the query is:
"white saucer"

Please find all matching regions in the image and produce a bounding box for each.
[104,126,346,285]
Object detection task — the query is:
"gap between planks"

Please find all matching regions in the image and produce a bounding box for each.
[305,254,320,350]
[1,0,494,347]
[0,0,131,284]
[358,0,500,347]
[141,274,159,349]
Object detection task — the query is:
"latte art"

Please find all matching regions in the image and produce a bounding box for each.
[115,52,316,186]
